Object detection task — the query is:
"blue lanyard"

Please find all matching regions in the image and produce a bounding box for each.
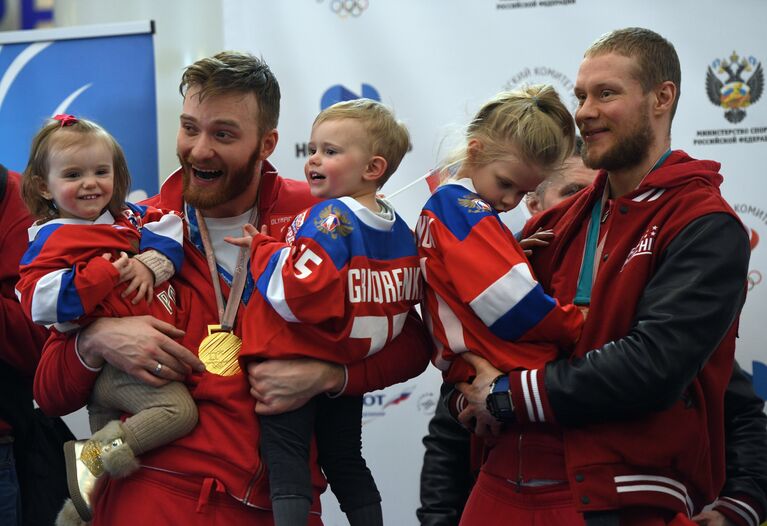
[573,149,672,305]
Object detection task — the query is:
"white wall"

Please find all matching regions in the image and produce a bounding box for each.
[55,0,225,184]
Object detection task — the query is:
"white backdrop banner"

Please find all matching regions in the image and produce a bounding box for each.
[222,1,767,524]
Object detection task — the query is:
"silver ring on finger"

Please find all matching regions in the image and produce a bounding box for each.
[153,361,163,376]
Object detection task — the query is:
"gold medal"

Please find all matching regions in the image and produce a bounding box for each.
[198,324,242,376]
[195,207,257,378]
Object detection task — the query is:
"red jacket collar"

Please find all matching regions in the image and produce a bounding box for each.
[589,150,723,200]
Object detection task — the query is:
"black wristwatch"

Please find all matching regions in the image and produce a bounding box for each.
[486,374,516,423]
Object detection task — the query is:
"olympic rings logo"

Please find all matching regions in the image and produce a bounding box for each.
[329,0,369,18]
[748,270,762,291]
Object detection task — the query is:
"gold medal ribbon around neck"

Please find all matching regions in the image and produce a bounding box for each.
[195,206,258,376]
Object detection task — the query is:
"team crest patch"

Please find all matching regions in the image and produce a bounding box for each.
[314,205,353,239]
[122,208,141,229]
[458,194,492,213]
[286,210,308,245]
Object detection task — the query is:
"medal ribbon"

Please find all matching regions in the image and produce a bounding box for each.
[195,206,258,330]
[194,205,259,376]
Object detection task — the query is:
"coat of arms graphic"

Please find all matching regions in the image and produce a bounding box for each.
[706,51,763,123]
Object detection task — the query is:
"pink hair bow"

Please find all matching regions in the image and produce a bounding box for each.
[53,114,78,127]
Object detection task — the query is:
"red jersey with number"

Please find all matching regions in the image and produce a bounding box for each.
[240,197,421,364]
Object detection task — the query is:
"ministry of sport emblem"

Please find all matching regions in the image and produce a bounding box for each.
[458,195,492,213]
[314,204,353,239]
[706,51,764,123]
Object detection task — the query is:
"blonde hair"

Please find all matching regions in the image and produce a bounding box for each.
[22,117,131,222]
[440,85,575,180]
[313,99,410,187]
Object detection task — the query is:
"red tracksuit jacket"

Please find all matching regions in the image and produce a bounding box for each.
[0,169,49,436]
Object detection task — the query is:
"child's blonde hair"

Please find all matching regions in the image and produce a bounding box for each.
[22,116,131,222]
[313,99,410,187]
[441,85,575,177]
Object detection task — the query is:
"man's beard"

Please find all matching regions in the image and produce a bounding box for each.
[180,147,261,210]
[581,106,654,172]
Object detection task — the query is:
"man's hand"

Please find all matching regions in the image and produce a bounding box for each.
[519,228,554,256]
[246,358,345,414]
[691,510,735,526]
[456,352,503,438]
[77,316,205,386]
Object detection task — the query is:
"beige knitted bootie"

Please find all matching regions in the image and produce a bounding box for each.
[62,420,139,522]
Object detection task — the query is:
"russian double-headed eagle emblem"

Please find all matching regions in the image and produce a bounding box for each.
[314,204,353,239]
[706,51,763,123]
[458,194,493,213]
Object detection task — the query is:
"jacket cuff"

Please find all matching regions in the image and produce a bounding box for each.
[74,331,103,372]
[344,361,366,395]
[92,253,122,282]
[508,368,557,424]
[445,387,468,421]
[711,495,764,526]
[326,365,349,398]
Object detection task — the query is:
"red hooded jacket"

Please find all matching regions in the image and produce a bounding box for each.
[494,151,749,517]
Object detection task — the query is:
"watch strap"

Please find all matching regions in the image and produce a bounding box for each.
[487,374,515,423]
[491,374,510,395]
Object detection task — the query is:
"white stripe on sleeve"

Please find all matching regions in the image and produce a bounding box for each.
[435,292,467,353]
[469,263,537,327]
[520,370,537,422]
[530,369,545,422]
[142,213,184,244]
[30,268,69,325]
[264,247,299,322]
[714,497,759,526]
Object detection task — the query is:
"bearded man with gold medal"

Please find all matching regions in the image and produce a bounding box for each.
[33,51,432,526]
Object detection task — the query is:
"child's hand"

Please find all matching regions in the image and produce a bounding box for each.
[109,251,133,281]
[224,223,260,248]
[519,228,554,256]
[121,258,155,305]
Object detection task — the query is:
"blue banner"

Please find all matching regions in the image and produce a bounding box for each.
[0,23,158,196]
